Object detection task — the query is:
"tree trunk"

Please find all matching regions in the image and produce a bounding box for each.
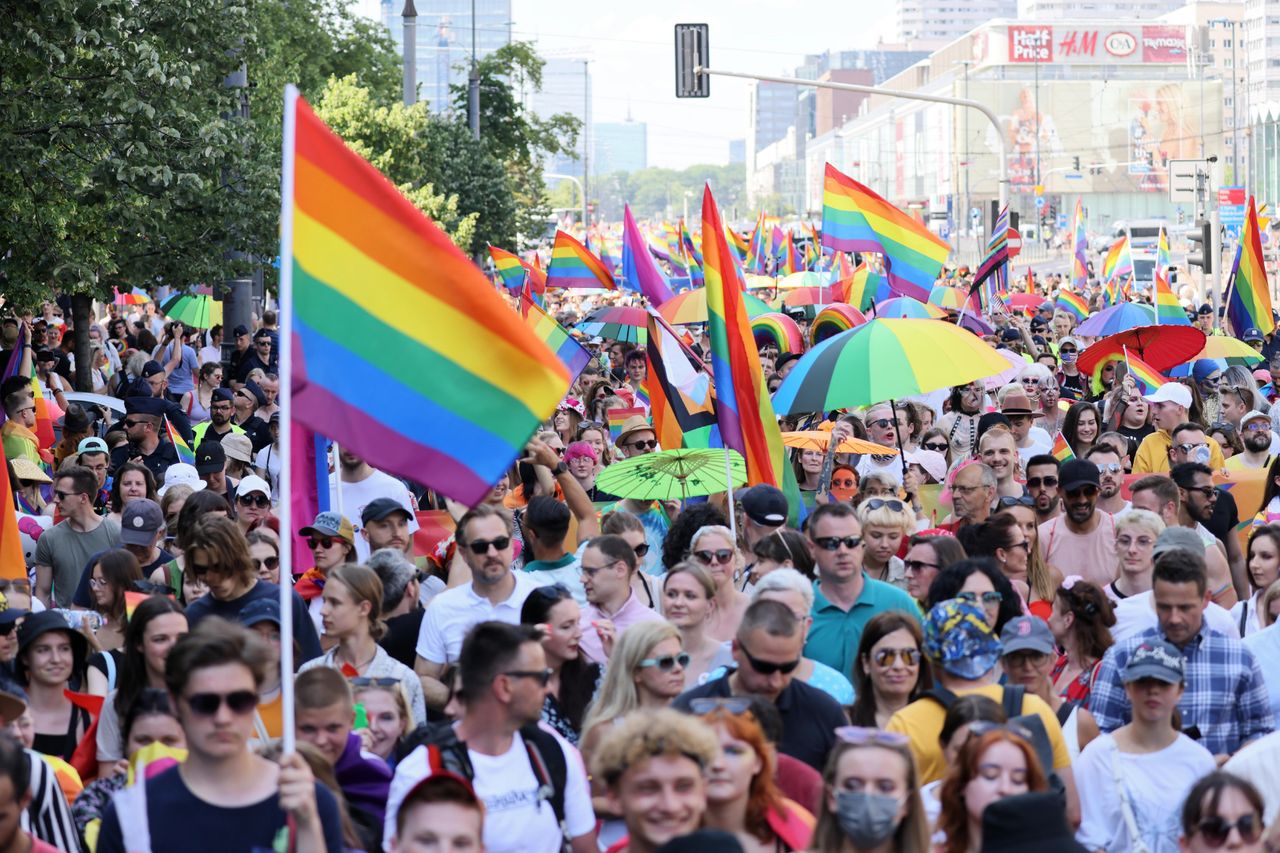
[71,293,93,392]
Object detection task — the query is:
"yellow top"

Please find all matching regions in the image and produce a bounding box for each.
[1132,429,1226,474]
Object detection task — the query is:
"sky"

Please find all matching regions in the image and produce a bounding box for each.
[360,0,896,169]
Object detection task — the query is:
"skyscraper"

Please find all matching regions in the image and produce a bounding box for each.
[895,0,1016,42]
[530,58,592,185]
[380,0,512,114]
[593,119,647,175]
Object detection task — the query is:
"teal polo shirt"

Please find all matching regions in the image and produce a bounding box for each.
[804,574,921,680]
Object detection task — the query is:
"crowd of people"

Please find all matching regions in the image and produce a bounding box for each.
[3,282,1280,853]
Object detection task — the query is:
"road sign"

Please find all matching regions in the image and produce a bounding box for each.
[1035,196,1046,209]
[1168,159,1200,203]
[1219,186,1246,239]
[1034,185,1044,196]
[674,24,710,98]
[1007,228,1022,258]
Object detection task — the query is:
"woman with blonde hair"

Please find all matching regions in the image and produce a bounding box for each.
[298,564,425,725]
[352,679,413,764]
[688,524,749,641]
[580,620,686,759]
[809,727,931,852]
[662,562,723,686]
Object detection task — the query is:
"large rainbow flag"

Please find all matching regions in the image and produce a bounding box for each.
[702,185,785,487]
[1153,228,1189,325]
[282,86,570,506]
[820,163,949,302]
[1070,197,1089,291]
[1226,197,1276,337]
[546,229,616,290]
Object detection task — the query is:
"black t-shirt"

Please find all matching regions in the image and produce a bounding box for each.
[1116,423,1155,464]
[185,581,323,663]
[379,608,425,670]
[96,764,344,853]
[1205,489,1243,544]
[109,440,178,481]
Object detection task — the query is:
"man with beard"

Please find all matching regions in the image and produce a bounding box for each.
[1170,462,1244,608]
[190,388,244,449]
[1169,425,1248,600]
[1226,410,1275,470]
[1084,444,1129,514]
[1037,459,1117,588]
[1024,455,1062,523]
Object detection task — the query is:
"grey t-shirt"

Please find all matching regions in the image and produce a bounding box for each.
[33,518,120,607]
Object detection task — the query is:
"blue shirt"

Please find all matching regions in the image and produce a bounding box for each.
[158,343,199,394]
[1091,623,1274,756]
[805,574,921,681]
[1244,623,1280,724]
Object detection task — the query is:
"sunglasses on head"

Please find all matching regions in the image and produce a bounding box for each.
[349,676,401,688]
[863,498,906,512]
[997,495,1035,508]
[184,690,258,716]
[237,493,270,508]
[467,536,511,555]
[638,652,690,671]
[834,726,909,746]
[689,696,754,715]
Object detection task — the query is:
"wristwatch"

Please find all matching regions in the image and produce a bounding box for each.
[552,461,569,476]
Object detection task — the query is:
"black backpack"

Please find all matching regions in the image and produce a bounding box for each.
[399,721,569,842]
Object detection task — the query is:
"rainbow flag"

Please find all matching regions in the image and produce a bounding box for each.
[745,211,769,274]
[724,224,749,262]
[969,205,1010,314]
[1153,228,1189,325]
[779,230,800,275]
[680,219,703,267]
[1070,197,1088,291]
[621,204,675,305]
[607,406,646,441]
[0,441,25,579]
[522,298,593,382]
[281,86,571,506]
[488,245,527,293]
[1056,290,1089,322]
[1101,236,1133,308]
[702,185,785,487]
[547,229,616,290]
[164,416,195,465]
[1124,353,1167,395]
[820,163,950,303]
[1226,197,1276,337]
[1051,432,1075,463]
[0,326,54,454]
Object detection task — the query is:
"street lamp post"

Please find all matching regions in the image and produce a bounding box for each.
[401,0,417,107]
[467,0,480,140]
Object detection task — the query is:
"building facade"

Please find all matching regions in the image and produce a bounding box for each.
[896,0,1016,42]
[593,119,647,175]
[379,0,511,114]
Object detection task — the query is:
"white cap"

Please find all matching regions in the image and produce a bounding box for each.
[236,474,271,498]
[157,463,206,496]
[1142,382,1192,408]
[1242,409,1271,427]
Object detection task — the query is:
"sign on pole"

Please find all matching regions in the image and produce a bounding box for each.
[1168,159,1200,204]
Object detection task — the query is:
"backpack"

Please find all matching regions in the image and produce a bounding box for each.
[924,684,1059,787]
[400,721,570,845]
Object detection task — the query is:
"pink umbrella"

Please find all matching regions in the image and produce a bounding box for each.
[983,348,1030,390]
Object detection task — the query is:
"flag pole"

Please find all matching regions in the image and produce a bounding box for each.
[724,447,738,545]
[276,83,299,755]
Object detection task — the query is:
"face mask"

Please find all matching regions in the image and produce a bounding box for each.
[1060,351,1077,364]
[835,790,902,848]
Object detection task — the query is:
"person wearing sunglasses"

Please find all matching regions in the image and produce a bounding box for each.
[854,498,913,592]
[615,415,660,460]
[295,511,358,644]
[1169,462,1242,608]
[674,599,846,772]
[745,569,855,706]
[1177,772,1269,853]
[849,611,929,730]
[246,530,280,585]
[33,466,120,609]
[1076,640,1215,853]
[855,403,904,487]
[687,525,749,643]
[98,619,345,853]
[811,726,931,853]
[577,536,662,666]
[803,503,918,687]
[414,504,539,711]
[109,396,183,482]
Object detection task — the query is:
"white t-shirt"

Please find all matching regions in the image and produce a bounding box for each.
[1075,732,1216,853]
[1231,591,1264,638]
[253,444,282,502]
[1110,591,1240,643]
[1016,430,1053,470]
[415,572,539,664]
[856,454,903,485]
[1224,730,1280,826]
[328,468,420,561]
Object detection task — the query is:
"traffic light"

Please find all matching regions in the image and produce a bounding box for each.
[1187,219,1212,275]
[1010,211,1020,234]
[674,24,710,98]
[1073,156,1081,171]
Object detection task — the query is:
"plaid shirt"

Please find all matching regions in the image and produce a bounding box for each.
[1090,623,1274,756]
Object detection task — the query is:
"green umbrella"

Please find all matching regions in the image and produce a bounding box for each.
[596,448,747,501]
[158,293,222,329]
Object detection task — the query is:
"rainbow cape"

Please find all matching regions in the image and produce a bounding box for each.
[1153,228,1189,325]
[1226,197,1275,337]
[488,245,527,293]
[282,86,570,506]
[547,229,616,290]
[1055,290,1088,322]
[521,298,593,382]
[1051,432,1075,463]
[163,415,195,465]
[703,184,785,487]
[820,163,949,302]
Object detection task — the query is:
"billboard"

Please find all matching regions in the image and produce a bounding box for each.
[1003,24,1186,65]
[960,78,1222,196]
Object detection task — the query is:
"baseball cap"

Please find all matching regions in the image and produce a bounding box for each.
[236,475,271,499]
[120,499,165,546]
[922,598,1001,679]
[1142,382,1192,408]
[238,597,281,629]
[1000,328,1021,343]
[1241,410,1271,428]
[1122,640,1185,684]
[362,497,412,526]
[221,433,253,464]
[299,511,354,545]
[1151,526,1205,559]
[77,437,109,455]
[905,449,947,484]
[1059,459,1100,492]
[999,616,1055,656]
[194,441,225,476]
[1244,327,1265,343]
[738,484,788,526]
[158,463,206,496]
[140,360,165,378]
[383,744,482,848]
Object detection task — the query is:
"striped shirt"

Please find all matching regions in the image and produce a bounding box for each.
[23,749,81,852]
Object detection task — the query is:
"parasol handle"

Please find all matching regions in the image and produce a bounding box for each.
[891,398,909,484]
[723,448,738,544]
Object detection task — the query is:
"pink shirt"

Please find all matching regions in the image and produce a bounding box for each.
[578,591,663,664]
[1038,511,1118,588]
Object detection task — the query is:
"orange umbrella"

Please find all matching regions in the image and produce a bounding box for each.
[781,430,899,455]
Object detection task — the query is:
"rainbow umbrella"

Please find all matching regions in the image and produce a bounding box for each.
[750,313,805,354]
[575,306,648,344]
[776,271,827,290]
[873,297,947,320]
[158,292,222,328]
[113,287,150,306]
[1073,303,1155,337]
[928,285,968,311]
[658,289,771,325]
[1193,336,1265,366]
[772,318,1012,415]
[1077,325,1206,375]
[809,304,867,347]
